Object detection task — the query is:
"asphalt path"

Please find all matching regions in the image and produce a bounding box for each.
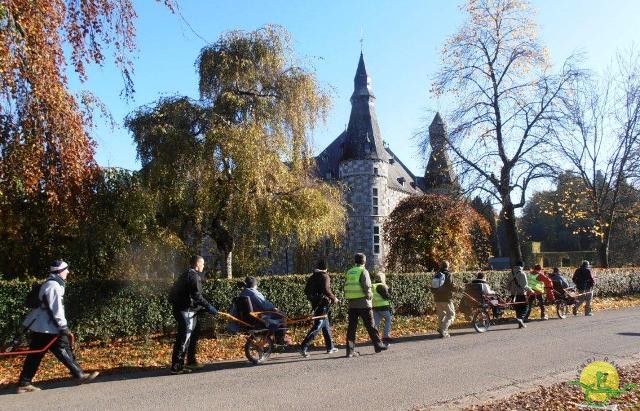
[2,307,639,410]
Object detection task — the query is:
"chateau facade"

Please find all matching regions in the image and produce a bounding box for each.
[274,53,456,273]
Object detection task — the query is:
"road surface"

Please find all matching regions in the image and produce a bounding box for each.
[2,307,639,410]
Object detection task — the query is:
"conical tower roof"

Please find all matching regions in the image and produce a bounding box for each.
[340,53,387,161]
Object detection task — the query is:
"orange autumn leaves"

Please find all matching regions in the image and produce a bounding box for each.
[384,194,492,272]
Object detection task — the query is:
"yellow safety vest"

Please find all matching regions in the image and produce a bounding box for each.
[344,266,366,299]
[372,282,390,308]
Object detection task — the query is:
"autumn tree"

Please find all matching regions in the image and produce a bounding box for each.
[0,0,174,276]
[127,26,346,278]
[426,0,582,264]
[384,194,491,272]
[552,50,640,267]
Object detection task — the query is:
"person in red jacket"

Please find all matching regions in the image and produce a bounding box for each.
[534,265,555,303]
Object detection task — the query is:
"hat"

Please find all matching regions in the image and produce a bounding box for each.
[50,260,69,274]
[534,264,542,271]
[581,260,591,267]
[244,276,258,288]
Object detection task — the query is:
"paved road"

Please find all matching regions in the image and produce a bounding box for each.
[2,307,639,411]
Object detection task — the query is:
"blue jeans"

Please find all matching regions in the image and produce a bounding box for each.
[301,305,334,351]
[374,309,392,339]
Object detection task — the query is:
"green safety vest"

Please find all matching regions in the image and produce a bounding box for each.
[371,282,390,308]
[344,266,366,299]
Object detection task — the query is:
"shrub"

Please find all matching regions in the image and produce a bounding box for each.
[1,268,638,343]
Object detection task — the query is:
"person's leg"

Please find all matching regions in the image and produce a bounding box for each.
[18,333,51,387]
[301,318,323,350]
[361,308,383,348]
[49,334,83,378]
[574,289,585,313]
[186,314,201,366]
[584,289,594,315]
[321,316,336,351]
[538,294,546,318]
[373,310,382,330]
[442,302,456,335]
[346,308,359,355]
[171,308,193,372]
[382,310,392,340]
[434,302,445,334]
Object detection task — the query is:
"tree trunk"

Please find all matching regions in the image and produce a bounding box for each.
[598,230,611,268]
[224,250,233,279]
[501,200,523,265]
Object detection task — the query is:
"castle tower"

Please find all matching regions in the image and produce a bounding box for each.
[338,53,389,271]
[424,112,459,193]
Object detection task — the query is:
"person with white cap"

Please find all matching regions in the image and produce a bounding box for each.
[17,260,99,393]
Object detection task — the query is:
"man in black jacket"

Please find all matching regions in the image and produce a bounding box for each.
[572,260,595,316]
[299,259,339,357]
[169,255,218,374]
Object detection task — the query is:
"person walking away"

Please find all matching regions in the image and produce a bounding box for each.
[169,255,219,374]
[431,261,456,338]
[17,260,99,393]
[344,253,388,358]
[372,272,393,344]
[573,260,595,316]
[299,259,339,357]
[508,261,532,329]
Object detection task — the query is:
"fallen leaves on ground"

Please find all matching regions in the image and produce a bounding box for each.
[1,295,639,390]
[468,362,640,410]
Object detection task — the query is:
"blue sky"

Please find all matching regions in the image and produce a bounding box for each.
[74,0,640,177]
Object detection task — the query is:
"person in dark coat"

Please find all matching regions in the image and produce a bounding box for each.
[169,255,218,374]
[299,259,339,357]
[572,260,595,316]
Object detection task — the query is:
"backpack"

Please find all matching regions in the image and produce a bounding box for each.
[25,281,48,309]
[431,271,446,289]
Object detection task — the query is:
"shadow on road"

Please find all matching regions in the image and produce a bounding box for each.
[618,332,640,337]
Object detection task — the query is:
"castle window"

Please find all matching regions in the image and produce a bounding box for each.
[374,167,379,175]
[373,226,380,254]
[372,188,379,215]
[389,158,395,164]
[397,177,406,186]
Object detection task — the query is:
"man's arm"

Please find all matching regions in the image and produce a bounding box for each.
[189,272,218,314]
[378,284,391,300]
[360,269,373,300]
[42,284,68,331]
[322,274,338,303]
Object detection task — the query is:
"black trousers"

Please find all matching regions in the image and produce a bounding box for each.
[513,294,530,320]
[524,293,545,320]
[19,333,83,385]
[171,307,201,370]
[346,307,382,353]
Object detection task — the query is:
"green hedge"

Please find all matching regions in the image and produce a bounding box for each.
[1,269,639,343]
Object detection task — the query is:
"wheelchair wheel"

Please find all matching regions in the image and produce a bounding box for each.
[472,309,491,333]
[244,333,273,365]
[556,300,568,319]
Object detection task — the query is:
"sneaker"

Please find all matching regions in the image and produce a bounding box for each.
[441,332,451,339]
[17,384,41,394]
[541,315,549,320]
[185,362,204,370]
[572,306,578,316]
[516,318,526,329]
[382,337,394,344]
[170,368,193,375]
[374,343,389,353]
[345,351,359,358]
[585,312,593,317]
[298,347,309,358]
[77,371,99,385]
[326,347,339,354]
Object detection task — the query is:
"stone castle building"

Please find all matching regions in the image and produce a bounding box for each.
[274,53,456,273]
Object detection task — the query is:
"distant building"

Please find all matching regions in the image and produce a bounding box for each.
[273,53,457,273]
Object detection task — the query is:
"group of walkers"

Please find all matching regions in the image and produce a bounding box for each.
[12,254,596,392]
